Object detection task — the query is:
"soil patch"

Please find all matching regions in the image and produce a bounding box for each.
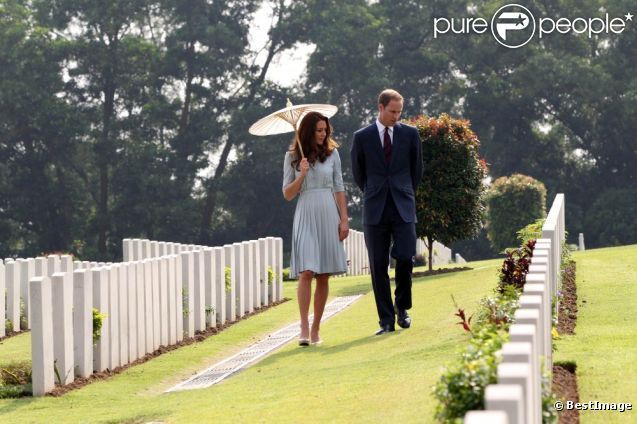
[410,266,472,279]
[557,260,577,335]
[553,362,579,424]
[0,329,30,343]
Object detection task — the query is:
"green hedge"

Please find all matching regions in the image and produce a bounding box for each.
[486,174,546,252]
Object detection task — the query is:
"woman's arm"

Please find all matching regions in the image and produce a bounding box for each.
[283,158,309,201]
[334,191,349,241]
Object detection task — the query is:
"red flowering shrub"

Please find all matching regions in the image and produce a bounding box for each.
[498,239,536,292]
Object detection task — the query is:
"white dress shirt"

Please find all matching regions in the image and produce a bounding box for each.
[376,118,394,148]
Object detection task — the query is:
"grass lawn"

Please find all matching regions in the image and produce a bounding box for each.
[555,244,637,424]
[0,260,500,423]
[0,245,634,423]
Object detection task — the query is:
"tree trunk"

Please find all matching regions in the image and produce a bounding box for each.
[97,38,118,256]
[197,8,284,243]
[198,139,234,244]
[427,235,434,272]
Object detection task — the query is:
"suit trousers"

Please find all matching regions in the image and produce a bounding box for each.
[363,194,416,327]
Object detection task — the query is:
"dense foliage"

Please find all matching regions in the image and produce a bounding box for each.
[1,0,634,260]
[411,114,488,270]
[486,174,547,252]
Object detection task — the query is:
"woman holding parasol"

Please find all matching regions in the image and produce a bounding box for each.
[250,101,349,346]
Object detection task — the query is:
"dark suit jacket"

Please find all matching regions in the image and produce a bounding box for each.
[350,122,423,225]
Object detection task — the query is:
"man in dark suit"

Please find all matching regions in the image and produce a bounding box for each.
[350,89,423,335]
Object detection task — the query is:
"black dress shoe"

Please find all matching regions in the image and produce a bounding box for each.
[397,309,412,329]
[375,324,395,336]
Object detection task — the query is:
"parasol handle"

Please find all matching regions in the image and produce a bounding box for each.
[293,122,305,158]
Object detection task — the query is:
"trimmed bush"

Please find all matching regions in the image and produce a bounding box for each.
[409,114,488,270]
[486,174,546,252]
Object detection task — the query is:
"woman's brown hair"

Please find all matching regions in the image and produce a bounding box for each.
[289,111,339,170]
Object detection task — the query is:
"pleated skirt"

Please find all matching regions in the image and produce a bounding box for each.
[289,188,347,278]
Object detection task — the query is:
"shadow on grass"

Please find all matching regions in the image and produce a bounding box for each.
[261,333,396,367]
[0,395,36,416]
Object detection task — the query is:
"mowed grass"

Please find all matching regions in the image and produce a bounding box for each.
[0,245,633,423]
[0,260,500,423]
[555,244,637,424]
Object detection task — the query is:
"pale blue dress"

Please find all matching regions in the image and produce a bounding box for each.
[283,149,348,278]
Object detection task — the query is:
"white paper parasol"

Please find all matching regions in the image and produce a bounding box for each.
[248,99,338,158]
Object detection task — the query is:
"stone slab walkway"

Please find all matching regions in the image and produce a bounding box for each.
[166,294,362,392]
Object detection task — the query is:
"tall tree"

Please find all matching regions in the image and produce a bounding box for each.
[37,0,158,257]
[197,0,302,244]
[0,0,86,256]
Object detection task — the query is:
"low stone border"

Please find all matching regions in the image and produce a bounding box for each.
[0,329,29,344]
[557,260,577,335]
[553,362,579,424]
[38,298,288,397]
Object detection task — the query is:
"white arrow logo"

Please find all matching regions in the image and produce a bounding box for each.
[496,12,529,40]
[491,4,536,48]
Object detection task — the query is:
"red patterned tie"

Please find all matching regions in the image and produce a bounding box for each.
[383,127,392,164]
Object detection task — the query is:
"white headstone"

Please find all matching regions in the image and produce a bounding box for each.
[0,262,4,338]
[233,243,245,317]
[224,245,236,321]
[523,280,551,368]
[193,250,205,332]
[127,263,138,361]
[167,256,177,344]
[485,384,524,424]
[275,238,284,301]
[92,267,110,372]
[182,252,195,338]
[175,254,184,342]
[243,242,254,314]
[117,264,129,364]
[108,266,120,369]
[258,239,269,306]
[60,255,73,273]
[159,257,169,346]
[151,258,160,351]
[47,255,61,277]
[122,238,132,262]
[144,260,154,350]
[21,258,36,329]
[73,269,93,378]
[204,249,217,328]
[497,364,534,424]
[30,276,54,396]
[214,247,226,325]
[464,410,509,424]
[136,261,147,354]
[250,240,263,308]
[5,261,20,332]
[266,238,276,302]
[52,272,74,385]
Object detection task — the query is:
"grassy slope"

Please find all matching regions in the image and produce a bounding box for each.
[555,245,637,424]
[0,245,633,423]
[0,260,499,423]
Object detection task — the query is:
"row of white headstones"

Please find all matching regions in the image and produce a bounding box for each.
[0,228,419,397]
[464,193,566,424]
[415,239,468,265]
[0,237,285,396]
